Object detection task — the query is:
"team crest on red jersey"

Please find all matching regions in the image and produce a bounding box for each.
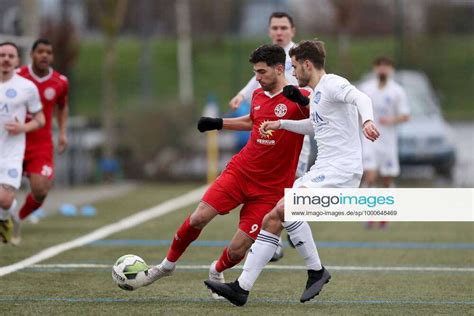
[274,104,287,117]
[44,87,56,100]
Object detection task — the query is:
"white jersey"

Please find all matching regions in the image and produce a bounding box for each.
[310,74,364,174]
[0,74,42,160]
[359,79,409,149]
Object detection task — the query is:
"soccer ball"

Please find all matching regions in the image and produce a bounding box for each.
[112,254,149,291]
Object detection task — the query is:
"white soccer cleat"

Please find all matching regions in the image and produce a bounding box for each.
[208,260,226,300]
[140,264,174,287]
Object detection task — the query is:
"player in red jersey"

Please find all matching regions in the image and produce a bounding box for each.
[12,39,69,245]
[128,45,310,294]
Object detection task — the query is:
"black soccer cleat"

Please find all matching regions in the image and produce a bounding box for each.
[204,280,249,306]
[300,267,331,303]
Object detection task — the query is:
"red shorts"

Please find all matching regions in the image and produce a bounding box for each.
[202,167,282,240]
[23,146,55,180]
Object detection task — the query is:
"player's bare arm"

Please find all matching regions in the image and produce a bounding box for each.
[229,93,245,110]
[229,75,260,111]
[222,115,252,131]
[5,111,45,135]
[56,103,69,154]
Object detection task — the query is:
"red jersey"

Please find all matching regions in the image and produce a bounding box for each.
[229,87,310,190]
[17,65,69,150]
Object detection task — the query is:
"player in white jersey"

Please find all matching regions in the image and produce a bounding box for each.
[228,12,313,263]
[205,40,379,306]
[0,42,45,243]
[360,56,410,189]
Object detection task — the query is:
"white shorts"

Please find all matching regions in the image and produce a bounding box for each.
[0,159,22,189]
[293,164,362,189]
[362,139,400,177]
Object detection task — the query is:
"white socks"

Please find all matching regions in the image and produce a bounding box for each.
[284,221,322,271]
[161,258,176,270]
[209,260,218,275]
[9,199,18,221]
[236,223,322,291]
[0,199,17,221]
[237,230,279,291]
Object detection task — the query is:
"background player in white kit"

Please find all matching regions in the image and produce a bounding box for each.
[228,11,313,260]
[0,42,45,243]
[205,40,379,306]
[360,56,410,189]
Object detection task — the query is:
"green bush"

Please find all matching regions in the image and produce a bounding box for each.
[71,35,473,120]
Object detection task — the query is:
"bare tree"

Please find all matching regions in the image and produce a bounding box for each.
[90,0,128,160]
[176,0,194,106]
[332,0,356,76]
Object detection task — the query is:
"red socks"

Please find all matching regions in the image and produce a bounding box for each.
[19,194,43,220]
[165,215,246,271]
[166,216,202,262]
[215,247,245,273]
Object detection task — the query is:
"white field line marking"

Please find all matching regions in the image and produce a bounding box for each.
[30,263,474,273]
[0,186,208,277]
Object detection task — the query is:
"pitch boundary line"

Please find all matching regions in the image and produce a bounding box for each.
[0,296,473,305]
[88,239,474,249]
[29,263,474,273]
[0,185,208,278]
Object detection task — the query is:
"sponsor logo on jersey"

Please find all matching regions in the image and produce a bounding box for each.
[44,87,56,101]
[5,89,17,99]
[254,105,261,110]
[311,110,328,127]
[274,103,287,117]
[258,121,274,139]
[0,103,8,113]
[7,169,18,178]
[314,91,322,104]
[311,174,325,183]
[257,139,275,145]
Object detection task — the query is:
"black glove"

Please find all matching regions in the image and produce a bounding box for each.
[197,117,223,133]
[283,85,310,106]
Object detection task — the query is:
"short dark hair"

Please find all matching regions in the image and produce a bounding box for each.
[268,12,295,28]
[289,40,326,69]
[373,56,394,66]
[0,41,20,56]
[249,44,286,67]
[32,38,52,52]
